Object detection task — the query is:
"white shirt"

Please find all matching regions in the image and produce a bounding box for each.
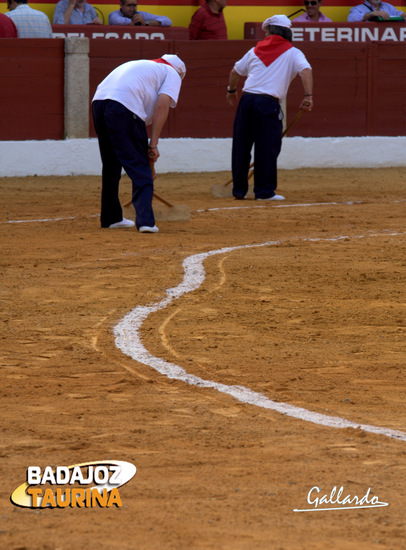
[92,60,182,124]
[234,47,311,102]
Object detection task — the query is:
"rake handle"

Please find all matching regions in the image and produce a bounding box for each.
[153,191,174,208]
[123,192,174,209]
[123,158,174,209]
[224,109,304,186]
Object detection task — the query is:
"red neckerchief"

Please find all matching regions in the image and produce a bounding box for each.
[254,35,293,67]
[151,58,175,70]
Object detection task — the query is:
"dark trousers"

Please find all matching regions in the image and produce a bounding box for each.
[232,93,282,199]
[92,99,155,229]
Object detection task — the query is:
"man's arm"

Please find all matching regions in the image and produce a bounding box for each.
[87,5,102,25]
[188,9,204,40]
[299,68,313,111]
[347,3,402,21]
[108,10,131,25]
[361,8,390,21]
[63,0,76,24]
[347,5,369,22]
[226,67,241,106]
[52,0,74,24]
[138,11,172,26]
[148,93,172,162]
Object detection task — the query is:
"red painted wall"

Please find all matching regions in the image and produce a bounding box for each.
[0,38,405,140]
[0,39,64,140]
[287,42,406,136]
[88,39,252,138]
[90,39,406,138]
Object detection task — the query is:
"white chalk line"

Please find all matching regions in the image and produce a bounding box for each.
[195,200,363,213]
[114,231,406,443]
[196,199,406,214]
[0,214,99,225]
[1,216,76,224]
[2,199,404,224]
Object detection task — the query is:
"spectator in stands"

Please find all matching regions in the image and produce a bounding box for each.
[5,0,53,37]
[189,0,227,40]
[0,12,18,36]
[294,0,332,22]
[53,0,103,25]
[109,0,172,26]
[348,0,405,21]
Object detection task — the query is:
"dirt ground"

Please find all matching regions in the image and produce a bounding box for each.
[0,168,405,550]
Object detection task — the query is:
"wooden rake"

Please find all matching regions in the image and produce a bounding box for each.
[123,191,174,210]
[122,162,191,222]
[222,109,304,187]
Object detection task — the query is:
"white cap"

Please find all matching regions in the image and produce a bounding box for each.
[261,15,292,31]
[161,54,186,80]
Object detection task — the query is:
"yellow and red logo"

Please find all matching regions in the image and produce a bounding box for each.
[11,460,136,509]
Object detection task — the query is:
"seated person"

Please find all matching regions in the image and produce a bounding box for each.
[53,0,103,25]
[5,0,53,37]
[189,0,227,40]
[348,0,405,21]
[294,0,332,22]
[0,12,18,37]
[109,0,172,26]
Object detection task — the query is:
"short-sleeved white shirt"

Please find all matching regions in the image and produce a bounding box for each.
[234,47,311,102]
[92,60,182,125]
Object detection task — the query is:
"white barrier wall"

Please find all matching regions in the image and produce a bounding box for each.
[0,137,405,177]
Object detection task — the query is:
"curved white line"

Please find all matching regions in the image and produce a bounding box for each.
[115,232,406,442]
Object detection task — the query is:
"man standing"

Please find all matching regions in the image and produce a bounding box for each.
[92,55,186,233]
[347,0,405,21]
[109,0,172,26]
[189,0,227,40]
[5,0,53,37]
[226,15,313,201]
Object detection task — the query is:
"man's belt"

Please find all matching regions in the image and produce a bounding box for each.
[243,92,279,103]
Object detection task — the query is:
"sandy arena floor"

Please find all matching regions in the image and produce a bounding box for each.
[0,168,405,549]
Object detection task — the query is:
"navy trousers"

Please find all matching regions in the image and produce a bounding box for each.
[92,99,155,229]
[232,93,282,200]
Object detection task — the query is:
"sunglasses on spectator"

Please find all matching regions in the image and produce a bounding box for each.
[304,1,319,5]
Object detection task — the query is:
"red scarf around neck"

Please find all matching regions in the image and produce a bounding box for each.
[151,58,175,70]
[254,35,293,67]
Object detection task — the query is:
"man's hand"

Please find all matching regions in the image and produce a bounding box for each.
[300,95,313,111]
[226,69,241,107]
[299,68,313,111]
[90,17,103,24]
[132,13,145,25]
[226,91,239,107]
[148,146,159,163]
[364,10,390,20]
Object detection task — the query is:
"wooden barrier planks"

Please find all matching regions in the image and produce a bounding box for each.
[0,39,64,141]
